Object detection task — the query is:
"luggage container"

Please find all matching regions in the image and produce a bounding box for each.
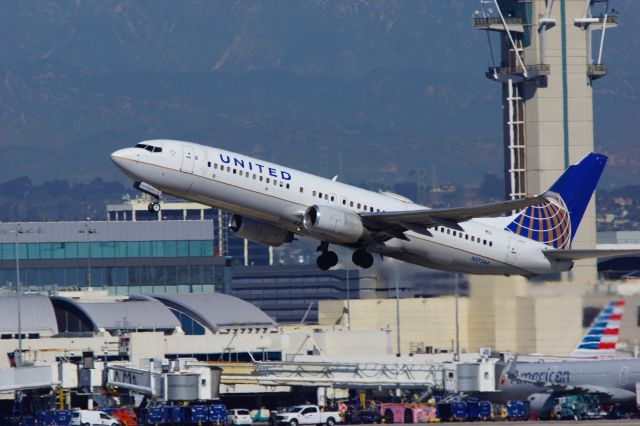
[188,405,210,424]
[209,403,227,424]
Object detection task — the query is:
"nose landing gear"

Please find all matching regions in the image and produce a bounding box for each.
[148,201,161,212]
[134,181,163,213]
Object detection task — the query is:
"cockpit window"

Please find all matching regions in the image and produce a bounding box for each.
[134,143,162,153]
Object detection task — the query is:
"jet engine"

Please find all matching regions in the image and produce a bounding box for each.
[228,215,294,247]
[527,393,556,419]
[302,205,366,243]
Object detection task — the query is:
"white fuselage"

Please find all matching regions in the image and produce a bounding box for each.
[111,140,572,275]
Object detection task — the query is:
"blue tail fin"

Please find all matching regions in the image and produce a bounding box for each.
[504,153,607,248]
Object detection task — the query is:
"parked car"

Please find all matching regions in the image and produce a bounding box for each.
[228,409,253,425]
[70,410,121,426]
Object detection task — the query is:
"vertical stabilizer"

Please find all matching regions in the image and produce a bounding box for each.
[571,300,624,357]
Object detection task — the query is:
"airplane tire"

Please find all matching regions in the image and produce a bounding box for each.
[352,250,374,269]
[317,254,332,270]
[326,251,338,267]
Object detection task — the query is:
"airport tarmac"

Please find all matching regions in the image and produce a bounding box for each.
[386,422,638,426]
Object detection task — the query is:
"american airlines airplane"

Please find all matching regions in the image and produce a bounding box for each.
[111,140,639,274]
[498,300,639,417]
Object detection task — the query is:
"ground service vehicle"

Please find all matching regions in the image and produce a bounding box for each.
[275,405,340,426]
[70,410,120,426]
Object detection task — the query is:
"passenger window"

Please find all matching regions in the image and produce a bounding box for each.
[319,192,323,198]
[214,163,218,169]
[364,205,367,210]
[370,207,374,212]
[233,169,236,174]
[227,166,231,172]
[300,187,303,193]
[246,171,249,177]
[342,199,346,205]
[330,195,335,201]
[489,241,493,247]
[357,203,361,209]
[208,162,211,167]
[324,194,328,200]
[286,183,290,189]
[253,174,256,179]
[447,229,450,235]
[471,236,474,241]
[266,178,270,183]
[460,233,463,238]
[453,231,457,236]
[377,209,381,212]
[465,235,468,240]
[313,191,316,196]
[350,201,354,207]
[260,176,263,181]
[483,239,487,245]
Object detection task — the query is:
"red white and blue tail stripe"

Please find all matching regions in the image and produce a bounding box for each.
[571,300,624,357]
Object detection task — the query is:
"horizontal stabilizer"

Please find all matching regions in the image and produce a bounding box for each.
[544,249,640,261]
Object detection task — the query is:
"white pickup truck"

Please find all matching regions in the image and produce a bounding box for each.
[275,405,341,426]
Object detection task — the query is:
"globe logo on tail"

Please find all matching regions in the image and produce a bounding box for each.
[505,196,571,249]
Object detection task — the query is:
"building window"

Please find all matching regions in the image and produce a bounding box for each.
[583,306,602,327]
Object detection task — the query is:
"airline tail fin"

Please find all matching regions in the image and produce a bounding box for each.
[504,153,607,249]
[571,300,624,357]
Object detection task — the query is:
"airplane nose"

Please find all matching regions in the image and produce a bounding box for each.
[110,148,136,172]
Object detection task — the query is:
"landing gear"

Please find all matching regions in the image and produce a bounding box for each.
[316,242,338,270]
[148,201,160,212]
[352,249,374,269]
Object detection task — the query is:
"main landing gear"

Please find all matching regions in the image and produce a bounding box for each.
[316,242,339,271]
[352,249,374,269]
[315,243,375,271]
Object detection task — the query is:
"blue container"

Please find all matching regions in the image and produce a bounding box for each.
[467,402,480,421]
[141,405,169,424]
[451,401,468,420]
[507,400,530,420]
[38,411,56,425]
[189,405,210,423]
[55,410,72,426]
[209,404,227,423]
[169,405,187,423]
[435,403,451,421]
[479,401,492,419]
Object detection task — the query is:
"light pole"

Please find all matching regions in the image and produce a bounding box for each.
[453,273,460,362]
[346,268,351,331]
[1,225,43,367]
[395,267,401,357]
[79,221,97,289]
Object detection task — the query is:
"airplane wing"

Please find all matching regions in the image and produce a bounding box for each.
[361,195,546,235]
[544,249,640,261]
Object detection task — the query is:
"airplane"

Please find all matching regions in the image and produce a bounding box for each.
[110,139,640,274]
[495,300,638,417]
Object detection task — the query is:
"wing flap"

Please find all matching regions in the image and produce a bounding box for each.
[544,249,640,261]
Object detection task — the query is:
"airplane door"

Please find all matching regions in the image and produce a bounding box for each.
[620,366,629,386]
[180,144,195,173]
[506,238,519,264]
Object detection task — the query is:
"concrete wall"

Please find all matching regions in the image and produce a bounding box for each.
[319,297,469,355]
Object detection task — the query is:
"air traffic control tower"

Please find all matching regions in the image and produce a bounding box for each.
[473,0,618,282]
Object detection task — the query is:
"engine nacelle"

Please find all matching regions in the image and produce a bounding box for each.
[302,205,365,243]
[228,215,294,247]
[527,393,556,419]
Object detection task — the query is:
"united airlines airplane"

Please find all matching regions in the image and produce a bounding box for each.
[111,140,639,274]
